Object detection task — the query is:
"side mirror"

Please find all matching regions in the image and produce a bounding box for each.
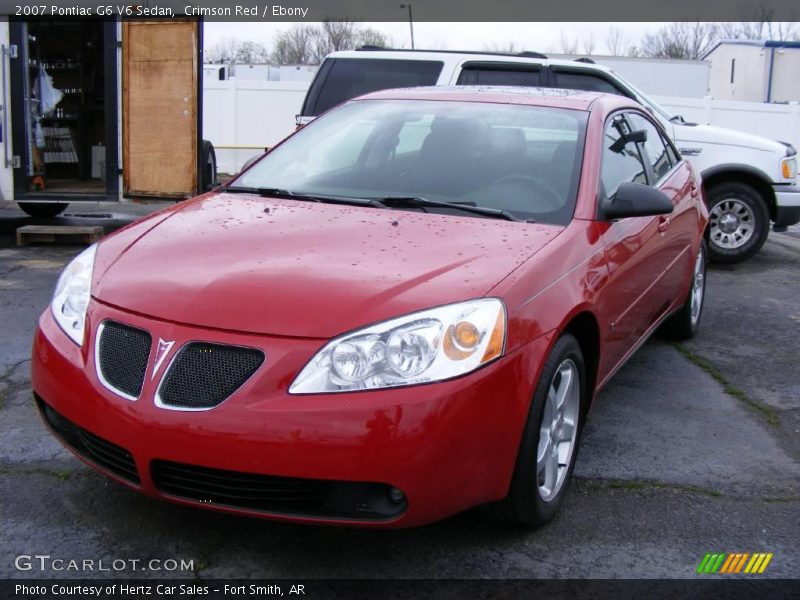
[239,151,268,173]
[602,182,673,219]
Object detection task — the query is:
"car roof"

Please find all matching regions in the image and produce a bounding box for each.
[327,49,614,73]
[354,85,633,112]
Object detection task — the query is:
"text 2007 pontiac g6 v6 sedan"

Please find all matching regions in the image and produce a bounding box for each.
[33,87,708,528]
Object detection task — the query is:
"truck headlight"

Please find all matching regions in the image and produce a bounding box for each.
[51,244,97,345]
[290,299,506,394]
[781,156,797,180]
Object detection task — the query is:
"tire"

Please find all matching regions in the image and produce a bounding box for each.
[18,202,68,218]
[706,182,769,264]
[492,333,586,527]
[661,240,707,340]
[200,140,218,191]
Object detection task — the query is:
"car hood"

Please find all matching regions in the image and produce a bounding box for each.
[93,193,561,338]
[674,122,786,154]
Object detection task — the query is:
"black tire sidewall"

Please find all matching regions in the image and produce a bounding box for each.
[200,140,217,191]
[706,182,769,263]
[18,202,68,218]
[502,334,587,525]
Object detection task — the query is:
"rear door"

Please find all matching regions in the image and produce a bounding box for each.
[122,20,200,198]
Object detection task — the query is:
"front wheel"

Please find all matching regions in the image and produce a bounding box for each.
[706,182,769,264]
[492,333,586,527]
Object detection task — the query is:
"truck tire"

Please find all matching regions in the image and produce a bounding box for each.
[18,202,68,218]
[200,140,218,191]
[706,182,769,264]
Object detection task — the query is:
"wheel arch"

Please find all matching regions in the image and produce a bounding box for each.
[700,164,777,222]
[559,310,601,411]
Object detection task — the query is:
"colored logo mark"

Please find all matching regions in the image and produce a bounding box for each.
[696,552,773,574]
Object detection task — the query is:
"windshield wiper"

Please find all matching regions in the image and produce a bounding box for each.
[224,186,384,208]
[374,196,521,222]
[669,114,686,123]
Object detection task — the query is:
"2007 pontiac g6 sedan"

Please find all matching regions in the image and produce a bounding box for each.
[33,87,708,528]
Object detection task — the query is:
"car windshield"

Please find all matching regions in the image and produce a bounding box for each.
[610,73,674,121]
[235,99,588,225]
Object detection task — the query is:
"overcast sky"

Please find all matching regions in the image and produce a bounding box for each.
[203,22,665,56]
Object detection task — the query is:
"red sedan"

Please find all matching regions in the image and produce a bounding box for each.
[32,87,708,528]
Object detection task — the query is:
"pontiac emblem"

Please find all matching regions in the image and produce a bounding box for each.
[152,338,175,380]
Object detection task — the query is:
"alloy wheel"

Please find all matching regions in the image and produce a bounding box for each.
[537,359,580,502]
[709,199,755,250]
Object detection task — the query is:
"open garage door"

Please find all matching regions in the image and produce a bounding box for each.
[122,20,200,198]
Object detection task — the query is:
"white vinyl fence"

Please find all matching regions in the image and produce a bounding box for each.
[203,79,800,174]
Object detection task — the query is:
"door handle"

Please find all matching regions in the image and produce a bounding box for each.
[690,183,699,199]
[658,216,670,233]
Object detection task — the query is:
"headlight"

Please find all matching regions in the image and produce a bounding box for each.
[781,156,797,180]
[290,299,506,394]
[51,244,97,345]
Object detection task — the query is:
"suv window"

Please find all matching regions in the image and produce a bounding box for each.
[627,113,675,182]
[457,64,542,86]
[305,58,444,116]
[551,69,623,96]
[601,115,647,196]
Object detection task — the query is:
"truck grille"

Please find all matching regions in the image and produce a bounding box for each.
[157,343,264,409]
[151,460,406,520]
[96,321,152,399]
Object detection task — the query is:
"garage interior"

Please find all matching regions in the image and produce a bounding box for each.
[11,20,117,199]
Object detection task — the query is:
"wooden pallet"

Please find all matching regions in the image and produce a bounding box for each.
[16,225,104,247]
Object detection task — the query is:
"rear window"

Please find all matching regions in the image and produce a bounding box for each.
[457,65,542,87]
[302,58,444,116]
[551,70,623,96]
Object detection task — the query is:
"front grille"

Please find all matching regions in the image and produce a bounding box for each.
[96,321,152,399]
[36,396,140,484]
[151,460,406,520]
[158,343,264,409]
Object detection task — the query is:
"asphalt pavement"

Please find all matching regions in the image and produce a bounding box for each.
[0,201,798,580]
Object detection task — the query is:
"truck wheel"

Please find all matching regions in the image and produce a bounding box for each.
[18,203,68,218]
[706,182,769,264]
[200,140,218,191]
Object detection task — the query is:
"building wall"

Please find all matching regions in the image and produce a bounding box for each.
[708,44,769,102]
[554,54,710,98]
[769,48,800,103]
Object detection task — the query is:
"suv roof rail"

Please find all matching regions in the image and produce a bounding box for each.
[574,57,595,64]
[353,47,550,60]
[517,51,548,59]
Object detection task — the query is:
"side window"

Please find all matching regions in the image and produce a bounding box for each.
[457,65,542,86]
[601,115,647,196]
[627,113,674,183]
[551,70,624,96]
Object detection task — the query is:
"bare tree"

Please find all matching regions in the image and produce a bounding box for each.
[311,20,389,63]
[581,33,596,56]
[605,26,627,56]
[640,22,719,59]
[270,25,316,65]
[558,31,579,55]
[205,37,268,64]
[270,21,389,65]
[483,41,520,53]
[721,20,798,41]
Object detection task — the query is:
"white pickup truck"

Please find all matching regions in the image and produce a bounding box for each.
[295,49,799,263]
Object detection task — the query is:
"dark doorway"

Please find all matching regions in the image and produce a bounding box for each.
[10,20,118,201]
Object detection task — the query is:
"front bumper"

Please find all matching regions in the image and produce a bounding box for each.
[32,301,550,527]
[773,184,800,228]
